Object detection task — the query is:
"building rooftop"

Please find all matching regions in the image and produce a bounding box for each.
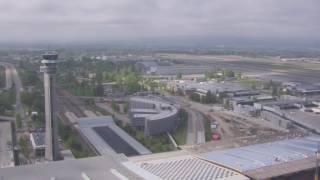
[30,132,45,149]
[78,116,151,156]
[283,109,320,133]
[130,151,249,180]
[0,154,159,180]
[130,96,179,121]
[0,120,14,168]
[171,80,249,93]
[202,136,320,179]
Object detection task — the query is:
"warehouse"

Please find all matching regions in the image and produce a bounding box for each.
[130,150,249,180]
[202,136,320,179]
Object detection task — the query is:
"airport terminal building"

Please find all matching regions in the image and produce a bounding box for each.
[129,96,180,136]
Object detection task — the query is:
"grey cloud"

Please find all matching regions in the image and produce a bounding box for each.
[0,0,319,44]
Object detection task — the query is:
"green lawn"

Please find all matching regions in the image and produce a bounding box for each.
[236,79,263,88]
[203,116,212,142]
[91,104,111,116]
[58,119,94,158]
[117,120,172,153]
[172,109,188,145]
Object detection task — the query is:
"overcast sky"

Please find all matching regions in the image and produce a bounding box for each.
[0,0,319,44]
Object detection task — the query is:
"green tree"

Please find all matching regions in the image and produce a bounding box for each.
[223,69,235,78]
[176,72,182,79]
[16,114,22,128]
[19,137,30,158]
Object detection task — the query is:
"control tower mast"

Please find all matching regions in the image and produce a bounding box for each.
[40,52,59,161]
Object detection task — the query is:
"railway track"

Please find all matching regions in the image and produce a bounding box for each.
[56,88,86,117]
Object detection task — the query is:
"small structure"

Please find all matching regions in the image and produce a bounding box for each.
[30,132,45,157]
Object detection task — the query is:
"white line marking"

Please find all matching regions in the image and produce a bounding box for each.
[110,169,129,180]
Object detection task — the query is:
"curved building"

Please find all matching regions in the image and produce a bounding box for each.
[129,96,179,136]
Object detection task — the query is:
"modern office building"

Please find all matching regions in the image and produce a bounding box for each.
[129,96,179,136]
[40,52,60,161]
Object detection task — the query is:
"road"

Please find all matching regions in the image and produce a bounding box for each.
[0,62,25,120]
[3,64,13,90]
[185,108,205,145]
[163,94,206,145]
[56,88,86,117]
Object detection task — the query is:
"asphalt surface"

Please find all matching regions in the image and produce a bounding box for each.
[164,94,206,145]
[0,62,25,120]
[157,54,320,85]
[185,108,205,145]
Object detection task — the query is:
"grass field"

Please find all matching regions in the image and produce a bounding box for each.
[172,109,188,145]
[203,116,212,142]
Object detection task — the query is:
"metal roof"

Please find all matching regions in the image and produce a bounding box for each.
[0,155,155,180]
[170,80,249,93]
[130,97,179,121]
[202,136,320,173]
[30,132,45,149]
[78,116,151,156]
[133,154,249,180]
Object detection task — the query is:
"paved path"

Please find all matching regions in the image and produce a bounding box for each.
[164,94,206,145]
[185,108,205,145]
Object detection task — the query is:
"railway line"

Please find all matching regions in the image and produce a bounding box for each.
[56,88,86,118]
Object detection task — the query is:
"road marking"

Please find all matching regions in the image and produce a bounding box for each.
[81,172,91,180]
[110,169,129,180]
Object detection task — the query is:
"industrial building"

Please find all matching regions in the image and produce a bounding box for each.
[202,136,320,179]
[253,99,320,132]
[284,82,320,96]
[0,150,250,180]
[129,96,180,136]
[2,133,320,179]
[167,80,255,97]
[78,116,151,156]
[130,151,249,180]
[135,61,211,75]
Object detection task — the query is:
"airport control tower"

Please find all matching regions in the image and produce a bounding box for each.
[40,52,60,161]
